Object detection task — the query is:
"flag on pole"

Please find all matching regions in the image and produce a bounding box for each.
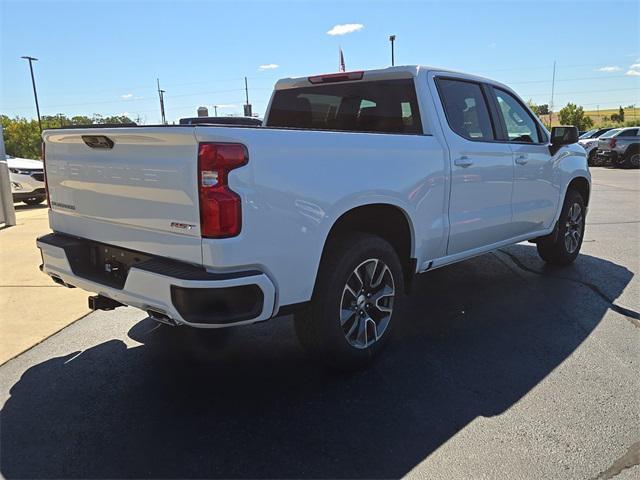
[339,48,346,72]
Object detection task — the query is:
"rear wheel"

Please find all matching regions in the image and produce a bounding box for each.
[627,150,640,169]
[536,189,585,265]
[23,197,45,206]
[294,233,404,370]
[587,149,597,167]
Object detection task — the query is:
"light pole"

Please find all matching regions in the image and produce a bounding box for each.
[157,78,167,125]
[389,35,396,66]
[21,56,42,133]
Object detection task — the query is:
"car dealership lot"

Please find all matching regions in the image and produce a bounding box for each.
[1,168,638,479]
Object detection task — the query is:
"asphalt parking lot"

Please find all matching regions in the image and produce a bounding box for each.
[0,168,638,479]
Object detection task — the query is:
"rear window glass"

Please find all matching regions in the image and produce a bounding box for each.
[601,129,621,138]
[266,79,422,134]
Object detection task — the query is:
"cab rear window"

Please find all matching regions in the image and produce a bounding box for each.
[266,79,422,134]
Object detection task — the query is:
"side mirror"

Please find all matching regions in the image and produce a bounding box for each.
[549,126,579,155]
[550,126,579,146]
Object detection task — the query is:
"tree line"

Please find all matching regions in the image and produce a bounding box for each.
[528,102,637,131]
[1,114,135,159]
[1,103,638,160]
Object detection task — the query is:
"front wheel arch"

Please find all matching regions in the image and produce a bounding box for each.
[567,176,590,207]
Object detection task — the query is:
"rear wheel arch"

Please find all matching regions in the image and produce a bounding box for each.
[318,204,416,292]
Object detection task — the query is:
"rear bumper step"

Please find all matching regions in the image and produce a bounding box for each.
[37,233,276,328]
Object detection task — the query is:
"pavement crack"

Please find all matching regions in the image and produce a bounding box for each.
[592,441,640,480]
[587,220,640,226]
[497,249,640,328]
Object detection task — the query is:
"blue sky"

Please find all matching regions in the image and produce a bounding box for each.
[1,0,638,123]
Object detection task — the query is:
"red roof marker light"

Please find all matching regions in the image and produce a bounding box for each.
[308,71,364,84]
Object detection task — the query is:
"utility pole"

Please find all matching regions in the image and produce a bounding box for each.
[21,56,42,133]
[389,35,396,66]
[243,76,252,117]
[213,105,218,116]
[157,78,166,125]
[549,60,556,128]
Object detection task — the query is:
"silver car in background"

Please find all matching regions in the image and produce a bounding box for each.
[595,127,639,168]
[578,128,615,166]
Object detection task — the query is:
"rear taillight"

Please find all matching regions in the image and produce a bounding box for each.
[609,138,617,148]
[198,142,248,238]
[42,141,50,208]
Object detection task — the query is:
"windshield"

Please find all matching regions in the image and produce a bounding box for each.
[579,129,597,139]
[600,129,621,138]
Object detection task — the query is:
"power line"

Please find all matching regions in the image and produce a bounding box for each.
[507,74,634,85]
[1,87,274,110]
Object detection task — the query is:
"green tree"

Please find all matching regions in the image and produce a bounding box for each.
[558,103,593,130]
[611,106,625,123]
[1,114,134,159]
[538,104,549,115]
[1,116,42,159]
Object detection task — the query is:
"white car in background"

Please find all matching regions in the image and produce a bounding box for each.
[7,155,47,205]
[578,127,615,166]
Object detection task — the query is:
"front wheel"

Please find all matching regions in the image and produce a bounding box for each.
[536,189,586,265]
[294,233,404,370]
[591,153,604,167]
[587,149,597,167]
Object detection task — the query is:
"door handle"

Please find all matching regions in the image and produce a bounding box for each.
[454,155,473,168]
[515,155,528,165]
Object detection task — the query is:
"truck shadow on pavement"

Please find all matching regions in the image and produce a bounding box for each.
[0,245,636,479]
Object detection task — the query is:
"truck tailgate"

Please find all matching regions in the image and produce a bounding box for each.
[43,127,203,264]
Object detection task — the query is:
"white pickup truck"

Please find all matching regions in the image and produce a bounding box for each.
[38,65,590,369]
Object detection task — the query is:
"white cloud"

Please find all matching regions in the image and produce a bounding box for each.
[326,23,364,36]
[121,93,133,99]
[488,42,497,48]
[596,66,621,72]
[259,63,279,70]
[626,63,640,76]
[213,104,238,109]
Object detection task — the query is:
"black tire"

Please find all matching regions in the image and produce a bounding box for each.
[591,153,604,167]
[587,149,597,167]
[625,149,640,169]
[23,197,45,206]
[294,233,404,370]
[536,189,586,265]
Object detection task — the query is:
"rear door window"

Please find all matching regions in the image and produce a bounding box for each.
[436,78,495,141]
[618,129,638,137]
[266,79,422,134]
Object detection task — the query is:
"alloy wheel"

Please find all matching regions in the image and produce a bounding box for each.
[340,258,395,349]
[564,203,583,254]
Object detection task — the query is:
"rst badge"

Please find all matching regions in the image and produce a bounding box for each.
[170,222,196,231]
